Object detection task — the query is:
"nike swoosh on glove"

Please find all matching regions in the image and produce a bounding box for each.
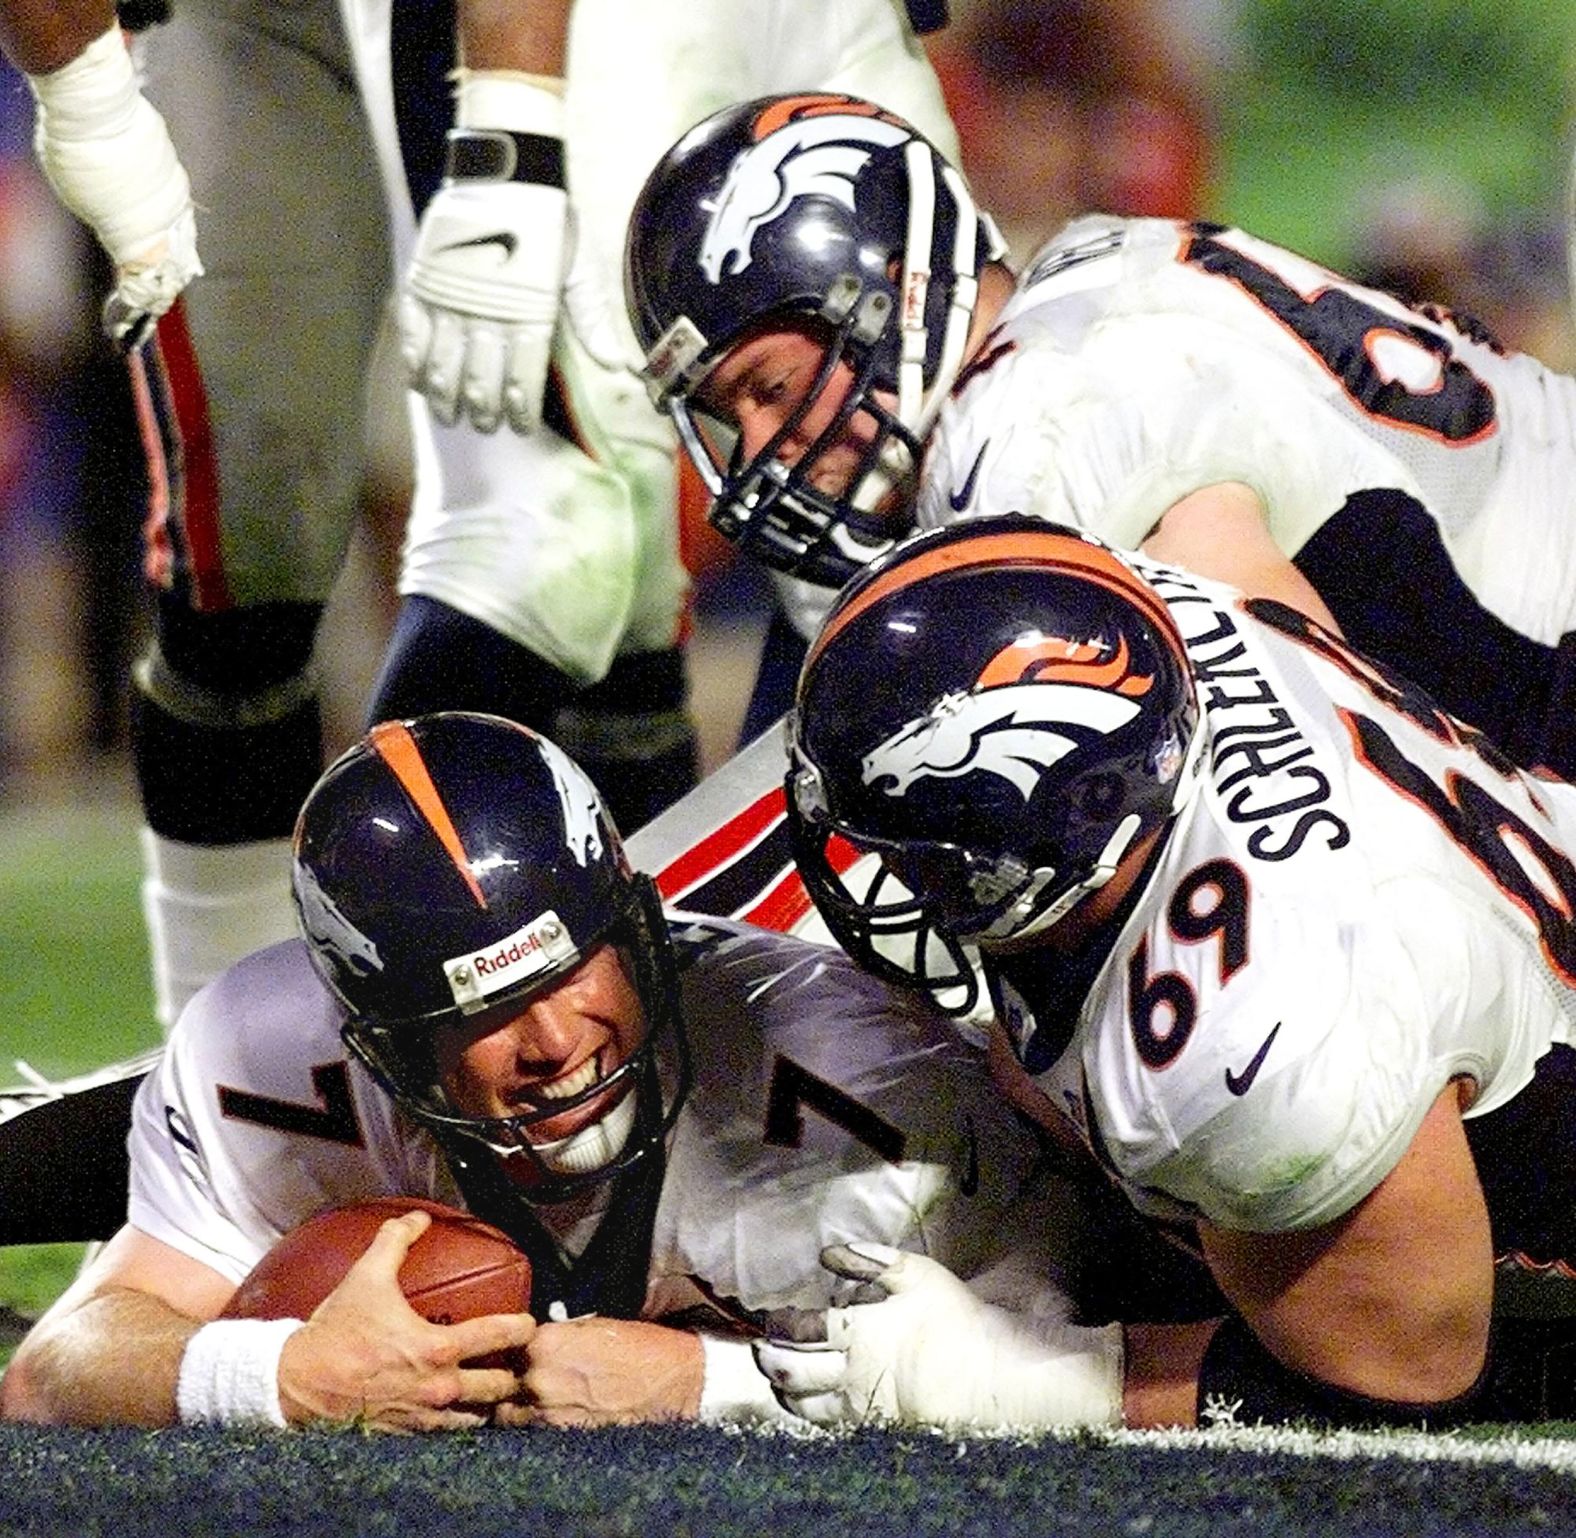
[752,1241,1125,1432]
[400,73,568,435]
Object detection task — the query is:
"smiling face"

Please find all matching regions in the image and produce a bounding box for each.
[432,944,648,1160]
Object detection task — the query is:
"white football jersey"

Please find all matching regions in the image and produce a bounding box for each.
[129,918,1049,1319]
[920,216,1576,650]
[1009,558,1576,1234]
[336,0,959,677]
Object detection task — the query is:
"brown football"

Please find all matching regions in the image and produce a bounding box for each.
[221,1196,533,1346]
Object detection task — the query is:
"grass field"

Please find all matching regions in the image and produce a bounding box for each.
[0,786,157,1331]
[8,1419,1576,1538]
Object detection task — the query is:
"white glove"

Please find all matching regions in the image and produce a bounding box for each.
[400,71,568,434]
[753,1242,1125,1432]
[28,23,201,351]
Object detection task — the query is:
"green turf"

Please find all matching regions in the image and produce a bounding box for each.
[4,1421,1576,1538]
[0,799,155,1074]
[1211,0,1576,273]
[0,798,155,1351]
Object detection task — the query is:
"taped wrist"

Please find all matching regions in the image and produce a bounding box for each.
[27,22,190,260]
[176,1318,304,1427]
[1196,1313,1492,1430]
[447,70,564,188]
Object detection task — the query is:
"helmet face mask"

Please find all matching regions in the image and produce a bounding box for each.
[626,93,998,589]
[787,518,1204,1014]
[293,713,691,1202]
[674,317,923,588]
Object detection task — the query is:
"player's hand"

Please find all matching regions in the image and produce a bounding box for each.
[27,25,202,351]
[98,207,201,351]
[276,1210,536,1432]
[494,1317,704,1427]
[753,1241,1126,1431]
[399,73,568,435]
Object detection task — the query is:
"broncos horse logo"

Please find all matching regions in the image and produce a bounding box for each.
[862,634,1155,802]
[294,864,383,978]
[699,96,913,285]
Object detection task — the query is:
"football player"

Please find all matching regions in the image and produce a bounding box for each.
[625,93,1576,781]
[765,514,1576,1430]
[0,0,198,346]
[0,711,1114,1432]
[120,1,962,1037]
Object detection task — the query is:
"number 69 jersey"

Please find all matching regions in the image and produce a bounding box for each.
[128,918,1052,1316]
[918,216,1576,772]
[1013,562,1576,1242]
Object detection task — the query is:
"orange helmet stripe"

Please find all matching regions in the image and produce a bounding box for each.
[752,94,910,141]
[975,632,1154,695]
[807,527,1186,677]
[368,720,488,910]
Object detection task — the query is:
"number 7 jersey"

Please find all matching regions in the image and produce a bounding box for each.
[128,918,1050,1318]
[1011,560,1576,1241]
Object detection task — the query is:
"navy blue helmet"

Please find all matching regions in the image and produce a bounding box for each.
[787,517,1204,1015]
[625,92,1000,588]
[291,711,688,1198]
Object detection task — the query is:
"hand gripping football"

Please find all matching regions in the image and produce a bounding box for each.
[222,1196,533,1330]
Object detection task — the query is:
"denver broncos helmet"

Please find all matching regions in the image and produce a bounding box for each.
[291,711,688,1199]
[625,92,1002,588]
[787,517,1204,1013]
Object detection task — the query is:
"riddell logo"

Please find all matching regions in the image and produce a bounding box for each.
[443,909,575,1013]
[473,932,546,975]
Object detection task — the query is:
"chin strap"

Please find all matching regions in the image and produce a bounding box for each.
[979,811,1146,945]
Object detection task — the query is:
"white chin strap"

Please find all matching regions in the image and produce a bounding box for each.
[522,1090,638,1176]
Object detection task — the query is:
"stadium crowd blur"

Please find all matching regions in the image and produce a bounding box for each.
[0,0,1572,793]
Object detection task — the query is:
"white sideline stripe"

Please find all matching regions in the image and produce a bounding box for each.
[1106,1422,1576,1470]
[719,1419,1576,1468]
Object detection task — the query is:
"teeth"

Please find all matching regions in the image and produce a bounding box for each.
[537,1057,599,1102]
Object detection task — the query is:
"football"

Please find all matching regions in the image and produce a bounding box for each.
[221,1196,534,1339]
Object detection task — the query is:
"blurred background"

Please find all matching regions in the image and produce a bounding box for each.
[1,0,1576,1074]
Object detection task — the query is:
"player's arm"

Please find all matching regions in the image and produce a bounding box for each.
[1123,1079,1492,1427]
[0,1212,536,1430]
[0,1223,240,1426]
[0,0,113,73]
[759,1081,1495,1431]
[399,0,573,433]
[494,1315,705,1427]
[1140,481,1345,633]
[459,0,568,73]
[1,0,200,348]
[1188,1079,1492,1418]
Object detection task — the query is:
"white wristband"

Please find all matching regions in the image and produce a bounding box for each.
[454,70,565,136]
[176,1318,304,1428]
[699,1334,801,1426]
